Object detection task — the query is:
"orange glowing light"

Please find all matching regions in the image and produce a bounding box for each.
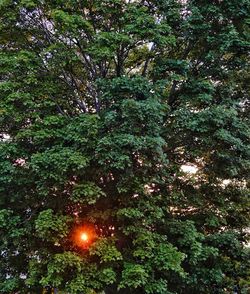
[80,232,88,242]
[72,224,96,249]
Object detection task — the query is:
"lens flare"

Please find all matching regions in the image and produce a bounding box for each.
[71,225,96,249]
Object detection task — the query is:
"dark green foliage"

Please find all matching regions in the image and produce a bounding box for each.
[0,0,249,293]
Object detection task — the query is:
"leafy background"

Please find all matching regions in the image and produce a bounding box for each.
[0,0,249,293]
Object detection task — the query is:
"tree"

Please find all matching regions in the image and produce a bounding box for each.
[0,0,249,293]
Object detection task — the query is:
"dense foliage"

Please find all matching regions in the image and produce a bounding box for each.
[0,0,249,293]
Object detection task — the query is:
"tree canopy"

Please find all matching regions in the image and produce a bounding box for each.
[0,0,249,293]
